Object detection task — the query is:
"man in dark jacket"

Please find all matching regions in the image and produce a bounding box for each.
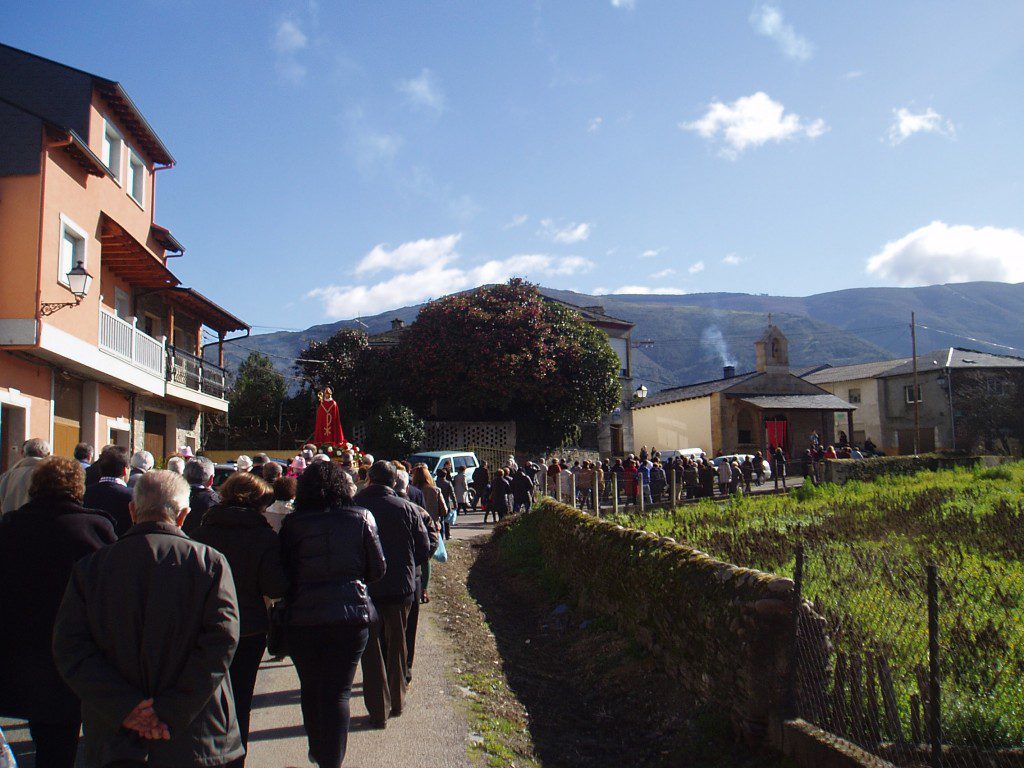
[182,457,220,536]
[511,466,534,514]
[53,470,244,768]
[83,445,134,535]
[354,461,431,727]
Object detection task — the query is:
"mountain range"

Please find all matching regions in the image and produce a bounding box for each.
[226,281,1024,392]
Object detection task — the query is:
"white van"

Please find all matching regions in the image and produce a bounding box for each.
[659,448,706,462]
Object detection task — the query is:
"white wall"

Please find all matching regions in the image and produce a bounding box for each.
[632,397,714,454]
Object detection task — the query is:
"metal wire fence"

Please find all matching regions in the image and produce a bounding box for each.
[791,537,1024,768]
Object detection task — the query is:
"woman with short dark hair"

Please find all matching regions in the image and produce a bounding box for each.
[0,457,116,768]
[280,460,386,768]
[192,471,286,766]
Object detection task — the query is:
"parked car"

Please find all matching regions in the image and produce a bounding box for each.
[659,448,706,462]
[407,451,480,482]
[711,454,772,482]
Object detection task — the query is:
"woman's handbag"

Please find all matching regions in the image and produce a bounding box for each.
[432,535,449,564]
[266,601,289,658]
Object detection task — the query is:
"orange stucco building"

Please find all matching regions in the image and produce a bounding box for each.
[0,43,248,471]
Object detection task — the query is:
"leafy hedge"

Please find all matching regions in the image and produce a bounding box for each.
[824,454,982,484]
[515,498,809,740]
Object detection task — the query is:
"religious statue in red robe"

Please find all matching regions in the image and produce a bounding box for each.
[314,387,346,446]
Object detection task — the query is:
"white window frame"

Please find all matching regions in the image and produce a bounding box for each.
[127,147,145,207]
[57,214,88,289]
[904,384,922,404]
[102,120,123,184]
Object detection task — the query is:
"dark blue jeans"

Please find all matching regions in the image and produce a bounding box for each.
[288,624,369,768]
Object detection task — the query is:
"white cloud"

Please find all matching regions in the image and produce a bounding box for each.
[652,268,676,278]
[749,4,813,61]
[356,234,462,275]
[398,69,446,113]
[887,107,955,145]
[681,92,827,159]
[866,221,1024,286]
[640,247,666,258]
[596,285,687,295]
[273,19,308,53]
[540,219,592,244]
[588,116,604,133]
[308,235,594,318]
[503,214,528,229]
[272,19,309,82]
[611,0,636,9]
[689,260,706,274]
[722,253,743,266]
[844,70,864,80]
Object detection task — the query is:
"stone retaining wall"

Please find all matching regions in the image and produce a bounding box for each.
[529,497,798,742]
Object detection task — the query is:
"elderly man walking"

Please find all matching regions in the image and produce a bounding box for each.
[53,470,244,768]
[0,438,50,515]
[354,461,431,728]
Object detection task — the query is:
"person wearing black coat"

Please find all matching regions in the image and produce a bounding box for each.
[182,457,220,537]
[82,445,133,536]
[281,461,386,768]
[487,469,513,521]
[0,457,117,768]
[353,462,431,729]
[471,461,490,511]
[191,472,287,765]
[511,467,534,514]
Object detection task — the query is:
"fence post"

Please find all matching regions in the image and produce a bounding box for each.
[555,472,561,504]
[638,473,645,513]
[927,564,942,768]
[670,469,677,508]
[612,473,619,516]
[786,543,805,718]
[593,476,600,517]
[570,473,577,509]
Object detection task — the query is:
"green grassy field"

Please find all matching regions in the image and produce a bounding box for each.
[609,463,1024,749]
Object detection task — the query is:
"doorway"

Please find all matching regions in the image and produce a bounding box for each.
[144,410,167,459]
[54,377,84,458]
[765,416,789,456]
[0,403,28,473]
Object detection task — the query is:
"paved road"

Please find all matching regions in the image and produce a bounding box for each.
[3,601,471,768]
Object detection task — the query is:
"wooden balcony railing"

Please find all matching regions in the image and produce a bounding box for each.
[167,346,227,400]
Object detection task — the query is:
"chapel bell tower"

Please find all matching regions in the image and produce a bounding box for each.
[755,321,789,375]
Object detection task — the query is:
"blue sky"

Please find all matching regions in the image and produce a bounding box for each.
[4,1,1024,329]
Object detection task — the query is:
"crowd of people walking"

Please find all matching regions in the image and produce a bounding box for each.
[0,438,451,768]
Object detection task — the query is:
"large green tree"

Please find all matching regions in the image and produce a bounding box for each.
[391,279,621,449]
[954,370,1024,454]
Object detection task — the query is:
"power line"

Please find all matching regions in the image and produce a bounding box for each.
[915,324,1021,353]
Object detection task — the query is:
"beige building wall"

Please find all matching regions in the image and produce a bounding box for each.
[815,377,886,450]
[0,173,43,321]
[632,396,713,454]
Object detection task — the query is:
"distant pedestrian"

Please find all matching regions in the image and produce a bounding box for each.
[472,460,490,511]
[263,476,296,533]
[183,457,220,536]
[488,468,513,521]
[73,442,94,469]
[53,471,244,768]
[453,465,472,512]
[280,461,385,768]
[82,445,133,535]
[511,465,535,513]
[774,448,788,490]
[0,438,51,515]
[717,459,732,496]
[166,456,186,475]
[127,449,155,488]
[0,457,116,768]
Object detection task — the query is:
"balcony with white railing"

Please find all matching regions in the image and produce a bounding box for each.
[98,307,166,378]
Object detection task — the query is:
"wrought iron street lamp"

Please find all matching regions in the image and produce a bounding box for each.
[634,384,648,401]
[41,260,93,316]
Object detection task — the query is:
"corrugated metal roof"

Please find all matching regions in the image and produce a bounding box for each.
[737,394,856,411]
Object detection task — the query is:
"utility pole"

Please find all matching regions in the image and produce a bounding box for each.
[911,312,920,456]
